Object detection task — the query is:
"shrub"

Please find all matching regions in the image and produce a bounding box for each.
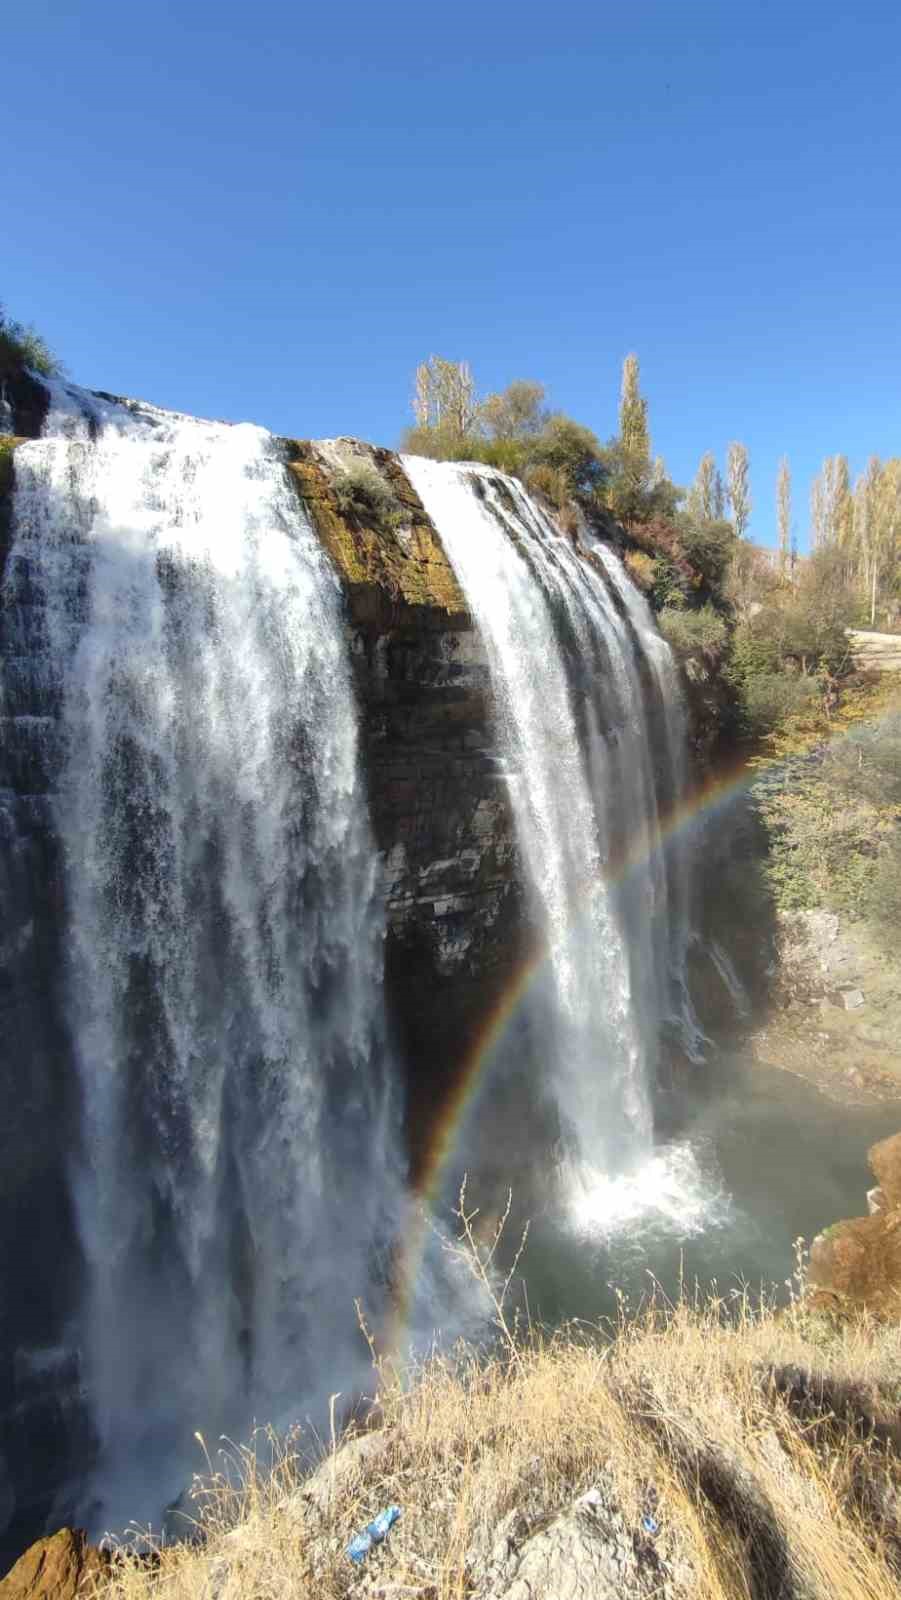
[658,603,728,658]
[623,549,656,592]
[527,414,607,497]
[675,516,737,593]
[333,457,402,527]
[522,461,569,508]
[0,305,62,377]
[742,672,819,736]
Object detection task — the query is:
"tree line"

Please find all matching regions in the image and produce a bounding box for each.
[402,352,900,733]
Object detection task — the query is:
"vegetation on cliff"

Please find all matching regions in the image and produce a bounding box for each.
[0,305,61,379]
[91,1281,901,1600]
[755,691,901,938]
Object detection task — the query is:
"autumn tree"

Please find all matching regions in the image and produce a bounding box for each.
[687,452,723,522]
[412,355,478,435]
[481,379,547,441]
[727,442,752,539]
[856,457,901,624]
[777,457,791,575]
[810,455,852,550]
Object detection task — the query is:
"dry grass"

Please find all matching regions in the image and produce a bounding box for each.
[98,1284,901,1600]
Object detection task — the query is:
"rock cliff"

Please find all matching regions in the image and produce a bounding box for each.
[809,1130,901,1317]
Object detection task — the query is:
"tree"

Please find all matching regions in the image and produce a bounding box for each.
[727,442,752,539]
[481,380,547,441]
[810,472,827,550]
[604,353,655,527]
[860,457,901,625]
[529,415,606,497]
[777,457,791,576]
[687,452,721,522]
[412,355,478,435]
[618,353,650,463]
[810,454,852,550]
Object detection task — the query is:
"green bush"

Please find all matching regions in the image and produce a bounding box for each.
[0,305,62,377]
[741,672,818,735]
[333,457,402,527]
[658,603,728,658]
[675,516,737,594]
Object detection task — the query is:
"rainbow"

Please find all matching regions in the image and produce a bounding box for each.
[383,701,899,1354]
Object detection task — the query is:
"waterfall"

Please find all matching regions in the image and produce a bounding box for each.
[4,384,403,1532]
[403,457,689,1188]
[590,542,706,1060]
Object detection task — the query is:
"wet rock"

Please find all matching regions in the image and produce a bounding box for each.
[0,1529,109,1600]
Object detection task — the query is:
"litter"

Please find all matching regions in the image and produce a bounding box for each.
[642,1514,660,1536]
[347,1504,402,1564]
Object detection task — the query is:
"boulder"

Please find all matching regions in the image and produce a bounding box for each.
[870,1132,901,1210]
[809,1212,901,1319]
[482,1483,675,1600]
[0,1530,109,1600]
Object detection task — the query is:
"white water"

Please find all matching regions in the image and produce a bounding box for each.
[590,543,706,1060]
[7,384,404,1530]
[404,458,691,1194]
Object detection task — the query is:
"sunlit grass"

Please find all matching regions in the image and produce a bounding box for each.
[98,1261,901,1600]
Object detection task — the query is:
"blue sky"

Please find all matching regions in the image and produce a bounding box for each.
[5,0,900,549]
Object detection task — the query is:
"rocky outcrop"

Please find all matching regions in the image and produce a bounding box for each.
[480,1486,666,1600]
[0,1530,108,1600]
[870,1130,901,1207]
[809,1132,901,1316]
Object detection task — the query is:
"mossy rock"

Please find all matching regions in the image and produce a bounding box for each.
[285,442,469,629]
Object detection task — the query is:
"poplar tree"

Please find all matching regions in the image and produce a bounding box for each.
[688,452,720,521]
[727,442,752,539]
[618,352,650,464]
[412,356,478,435]
[606,352,655,527]
[777,457,791,574]
[810,455,853,549]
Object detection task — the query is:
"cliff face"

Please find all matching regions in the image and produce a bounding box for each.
[285,440,526,1156]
